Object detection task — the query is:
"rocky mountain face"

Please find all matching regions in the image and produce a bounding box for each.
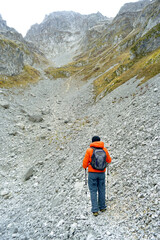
[24,0,160,67]
[108,0,160,61]
[0,14,15,32]
[0,15,25,75]
[118,0,153,14]
[101,0,160,51]
[129,0,160,57]
[37,0,159,102]
[0,15,47,80]
[25,11,110,66]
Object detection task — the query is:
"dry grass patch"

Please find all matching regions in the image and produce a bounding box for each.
[93,48,160,99]
[44,62,84,79]
[0,65,40,88]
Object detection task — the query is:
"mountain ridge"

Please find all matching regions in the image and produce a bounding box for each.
[25,11,111,66]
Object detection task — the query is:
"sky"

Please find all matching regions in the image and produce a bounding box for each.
[0,0,139,36]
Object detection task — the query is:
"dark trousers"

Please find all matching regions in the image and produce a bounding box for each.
[88,172,106,212]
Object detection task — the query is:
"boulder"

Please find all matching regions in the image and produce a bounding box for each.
[24,167,34,181]
[0,101,10,109]
[28,114,43,123]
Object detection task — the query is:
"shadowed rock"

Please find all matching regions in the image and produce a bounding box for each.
[28,114,43,123]
[0,101,10,109]
[24,167,34,181]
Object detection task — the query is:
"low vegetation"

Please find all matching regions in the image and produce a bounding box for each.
[44,61,85,79]
[0,65,40,88]
[43,23,160,101]
[0,37,30,55]
[93,47,160,98]
[130,23,160,57]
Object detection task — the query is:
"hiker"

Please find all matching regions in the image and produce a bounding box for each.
[82,136,112,216]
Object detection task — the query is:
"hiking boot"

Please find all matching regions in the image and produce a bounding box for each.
[100,208,106,212]
[93,212,98,217]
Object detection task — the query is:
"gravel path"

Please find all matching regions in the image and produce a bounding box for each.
[0,72,159,240]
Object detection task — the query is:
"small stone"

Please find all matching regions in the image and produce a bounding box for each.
[64,119,71,124]
[20,109,27,114]
[86,233,95,240]
[41,108,50,115]
[7,223,13,229]
[20,236,28,240]
[56,219,64,227]
[39,134,47,140]
[154,88,158,92]
[48,232,54,238]
[139,125,145,131]
[1,189,9,196]
[0,101,10,109]
[45,153,53,161]
[33,183,38,188]
[36,161,44,166]
[13,228,18,233]
[24,167,34,181]
[11,152,16,158]
[16,123,25,130]
[28,114,43,123]
[9,131,18,136]
[69,222,77,236]
[12,233,19,238]
[106,231,112,236]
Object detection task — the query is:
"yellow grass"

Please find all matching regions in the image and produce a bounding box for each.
[0,65,40,88]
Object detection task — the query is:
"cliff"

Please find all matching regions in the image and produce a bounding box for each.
[0,15,48,87]
[25,11,110,66]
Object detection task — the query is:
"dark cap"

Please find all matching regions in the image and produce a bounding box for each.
[92,136,100,142]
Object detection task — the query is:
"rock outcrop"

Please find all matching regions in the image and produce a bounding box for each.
[130,23,160,58]
[118,0,153,15]
[25,11,110,65]
[110,0,160,50]
[0,15,47,77]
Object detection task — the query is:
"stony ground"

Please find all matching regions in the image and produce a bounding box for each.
[0,71,159,240]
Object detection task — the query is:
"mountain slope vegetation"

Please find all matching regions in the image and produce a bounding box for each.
[44,0,160,100]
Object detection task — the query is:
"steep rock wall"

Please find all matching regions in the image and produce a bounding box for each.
[25,11,110,65]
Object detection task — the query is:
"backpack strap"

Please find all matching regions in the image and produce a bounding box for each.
[91,146,101,149]
[89,147,95,164]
